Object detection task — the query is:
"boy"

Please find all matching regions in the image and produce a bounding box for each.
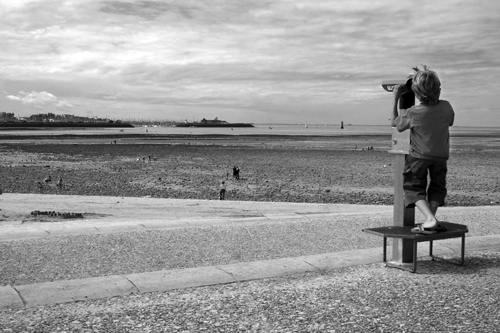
[393,66,455,234]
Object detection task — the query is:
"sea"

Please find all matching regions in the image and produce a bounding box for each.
[123,124,500,137]
[0,124,500,150]
[3,124,497,137]
[2,124,500,149]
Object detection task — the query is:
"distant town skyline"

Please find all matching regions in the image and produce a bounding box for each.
[1,0,499,127]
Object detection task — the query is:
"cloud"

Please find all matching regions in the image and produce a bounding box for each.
[5,91,73,108]
[6,95,22,102]
[100,0,196,20]
[0,0,499,125]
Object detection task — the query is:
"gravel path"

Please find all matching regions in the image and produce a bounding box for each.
[0,215,387,286]
[1,249,499,332]
[2,208,500,287]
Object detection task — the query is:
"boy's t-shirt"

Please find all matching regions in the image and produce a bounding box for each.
[395,100,455,161]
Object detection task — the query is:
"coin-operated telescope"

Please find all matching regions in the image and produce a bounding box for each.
[382,77,415,110]
[382,76,415,153]
[381,74,416,264]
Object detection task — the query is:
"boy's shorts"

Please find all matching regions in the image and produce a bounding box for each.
[402,155,448,208]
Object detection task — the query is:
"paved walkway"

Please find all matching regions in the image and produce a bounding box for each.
[1,194,500,309]
[0,193,394,240]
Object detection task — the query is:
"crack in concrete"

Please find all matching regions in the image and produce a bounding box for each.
[213,266,239,282]
[11,286,26,307]
[121,276,141,294]
[303,260,324,273]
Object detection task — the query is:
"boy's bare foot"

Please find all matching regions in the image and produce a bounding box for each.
[421,221,448,232]
[422,220,438,229]
[411,224,437,234]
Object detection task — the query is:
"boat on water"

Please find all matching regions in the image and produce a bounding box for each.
[174,117,254,128]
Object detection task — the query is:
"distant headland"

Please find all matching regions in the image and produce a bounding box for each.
[0,121,134,129]
[0,112,133,128]
[0,113,253,129]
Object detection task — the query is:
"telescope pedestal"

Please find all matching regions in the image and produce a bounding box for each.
[389,128,415,263]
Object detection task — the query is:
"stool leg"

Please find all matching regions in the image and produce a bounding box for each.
[383,237,387,262]
[430,240,433,259]
[412,241,417,273]
[460,235,465,265]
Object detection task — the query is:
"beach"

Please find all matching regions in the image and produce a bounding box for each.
[1,127,499,207]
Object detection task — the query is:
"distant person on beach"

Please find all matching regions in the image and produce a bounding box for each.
[393,65,454,234]
[219,181,226,200]
[233,166,237,179]
[57,177,63,190]
[235,167,240,180]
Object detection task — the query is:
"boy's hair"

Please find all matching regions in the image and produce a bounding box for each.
[411,65,441,105]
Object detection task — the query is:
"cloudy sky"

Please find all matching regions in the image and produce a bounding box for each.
[1,0,499,126]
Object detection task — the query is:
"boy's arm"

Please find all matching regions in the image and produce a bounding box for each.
[391,85,404,127]
[392,85,411,132]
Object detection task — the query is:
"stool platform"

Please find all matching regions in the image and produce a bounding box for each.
[363,222,468,273]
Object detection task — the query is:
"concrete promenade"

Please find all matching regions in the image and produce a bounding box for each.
[1,193,499,309]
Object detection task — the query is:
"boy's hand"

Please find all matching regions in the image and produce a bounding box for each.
[393,85,404,100]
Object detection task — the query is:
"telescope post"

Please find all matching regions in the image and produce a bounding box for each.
[389,129,415,263]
